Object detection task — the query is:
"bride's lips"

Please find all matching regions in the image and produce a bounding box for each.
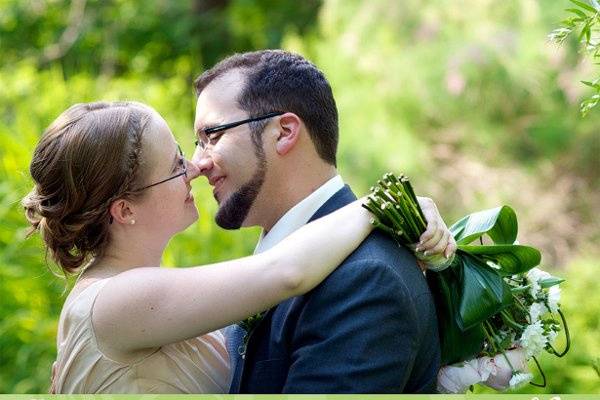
[184,191,194,203]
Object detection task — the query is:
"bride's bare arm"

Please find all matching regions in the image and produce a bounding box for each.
[92,196,455,353]
[92,198,373,351]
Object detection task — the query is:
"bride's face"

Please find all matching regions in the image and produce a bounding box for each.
[132,112,200,238]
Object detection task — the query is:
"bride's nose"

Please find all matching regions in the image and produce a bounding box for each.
[192,145,213,177]
[184,158,201,182]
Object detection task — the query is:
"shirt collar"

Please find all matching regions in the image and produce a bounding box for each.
[254,175,344,254]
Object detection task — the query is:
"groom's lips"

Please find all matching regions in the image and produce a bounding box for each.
[209,176,226,199]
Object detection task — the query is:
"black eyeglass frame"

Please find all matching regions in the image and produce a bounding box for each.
[195,111,284,149]
[133,144,187,192]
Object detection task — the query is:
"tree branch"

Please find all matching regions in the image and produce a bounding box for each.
[40,0,87,63]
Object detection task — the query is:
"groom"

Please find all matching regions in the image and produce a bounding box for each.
[191,50,441,393]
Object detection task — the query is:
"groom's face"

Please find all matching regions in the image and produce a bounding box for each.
[192,71,268,229]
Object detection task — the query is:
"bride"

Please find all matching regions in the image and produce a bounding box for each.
[23,101,455,393]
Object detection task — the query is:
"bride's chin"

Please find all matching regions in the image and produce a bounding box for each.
[183,208,200,229]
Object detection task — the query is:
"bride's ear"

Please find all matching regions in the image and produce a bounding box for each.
[109,199,135,225]
[275,113,301,156]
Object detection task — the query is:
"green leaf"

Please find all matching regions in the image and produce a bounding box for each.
[450,206,518,245]
[581,80,599,88]
[457,244,542,276]
[585,24,592,42]
[539,277,565,288]
[567,7,589,18]
[427,264,485,364]
[579,21,592,42]
[569,0,599,14]
[457,254,513,330]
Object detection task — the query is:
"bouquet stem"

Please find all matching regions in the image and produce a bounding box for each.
[364,174,452,271]
[529,356,547,388]
[550,309,571,357]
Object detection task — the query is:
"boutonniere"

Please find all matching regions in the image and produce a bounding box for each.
[238,311,267,357]
[239,311,265,336]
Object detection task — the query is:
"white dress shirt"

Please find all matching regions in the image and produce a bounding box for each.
[254,175,345,254]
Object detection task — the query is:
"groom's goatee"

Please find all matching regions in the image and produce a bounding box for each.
[215,167,265,230]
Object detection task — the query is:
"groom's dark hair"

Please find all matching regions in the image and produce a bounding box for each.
[194,50,339,166]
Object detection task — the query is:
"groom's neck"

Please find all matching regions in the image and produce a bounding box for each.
[250,166,338,233]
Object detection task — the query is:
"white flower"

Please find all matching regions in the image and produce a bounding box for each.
[526,268,551,298]
[546,328,559,344]
[509,372,533,389]
[519,321,548,358]
[528,280,541,298]
[527,267,551,282]
[529,302,549,323]
[547,285,561,313]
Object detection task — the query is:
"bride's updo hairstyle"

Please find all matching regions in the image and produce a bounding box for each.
[22,101,154,276]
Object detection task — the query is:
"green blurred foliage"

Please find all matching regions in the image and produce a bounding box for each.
[0,0,321,79]
[0,0,598,394]
[548,0,600,115]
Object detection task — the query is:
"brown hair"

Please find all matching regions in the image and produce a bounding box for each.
[194,50,339,166]
[22,101,153,276]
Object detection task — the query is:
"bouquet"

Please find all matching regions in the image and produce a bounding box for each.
[363,173,570,393]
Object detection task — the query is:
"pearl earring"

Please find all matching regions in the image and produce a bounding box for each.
[130,220,136,225]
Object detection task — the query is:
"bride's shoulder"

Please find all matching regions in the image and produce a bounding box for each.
[63,278,108,308]
[72,266,161,296]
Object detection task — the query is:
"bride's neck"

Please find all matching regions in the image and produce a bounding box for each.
[86,240,164,277]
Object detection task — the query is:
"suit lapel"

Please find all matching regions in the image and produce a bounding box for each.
[307,185,357,223]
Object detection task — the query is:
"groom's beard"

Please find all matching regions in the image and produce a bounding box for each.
[215,144,267,230]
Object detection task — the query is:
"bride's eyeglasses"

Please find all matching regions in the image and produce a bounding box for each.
[133,144,187,191]
[109,144,188,224]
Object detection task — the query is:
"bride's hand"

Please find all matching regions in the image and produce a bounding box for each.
[414,196,456,267]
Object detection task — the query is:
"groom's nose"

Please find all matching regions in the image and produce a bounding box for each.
[191,146,213,177]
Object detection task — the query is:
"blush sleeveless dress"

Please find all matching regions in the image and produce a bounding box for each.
[52,278,230,393]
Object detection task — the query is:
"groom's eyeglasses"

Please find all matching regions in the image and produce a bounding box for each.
[195,111,284,151]
[133,144,187,191]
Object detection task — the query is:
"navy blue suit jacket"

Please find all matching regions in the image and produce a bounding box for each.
[227,186,440,393]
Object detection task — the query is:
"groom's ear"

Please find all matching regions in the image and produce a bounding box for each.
[275,113,301,156]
